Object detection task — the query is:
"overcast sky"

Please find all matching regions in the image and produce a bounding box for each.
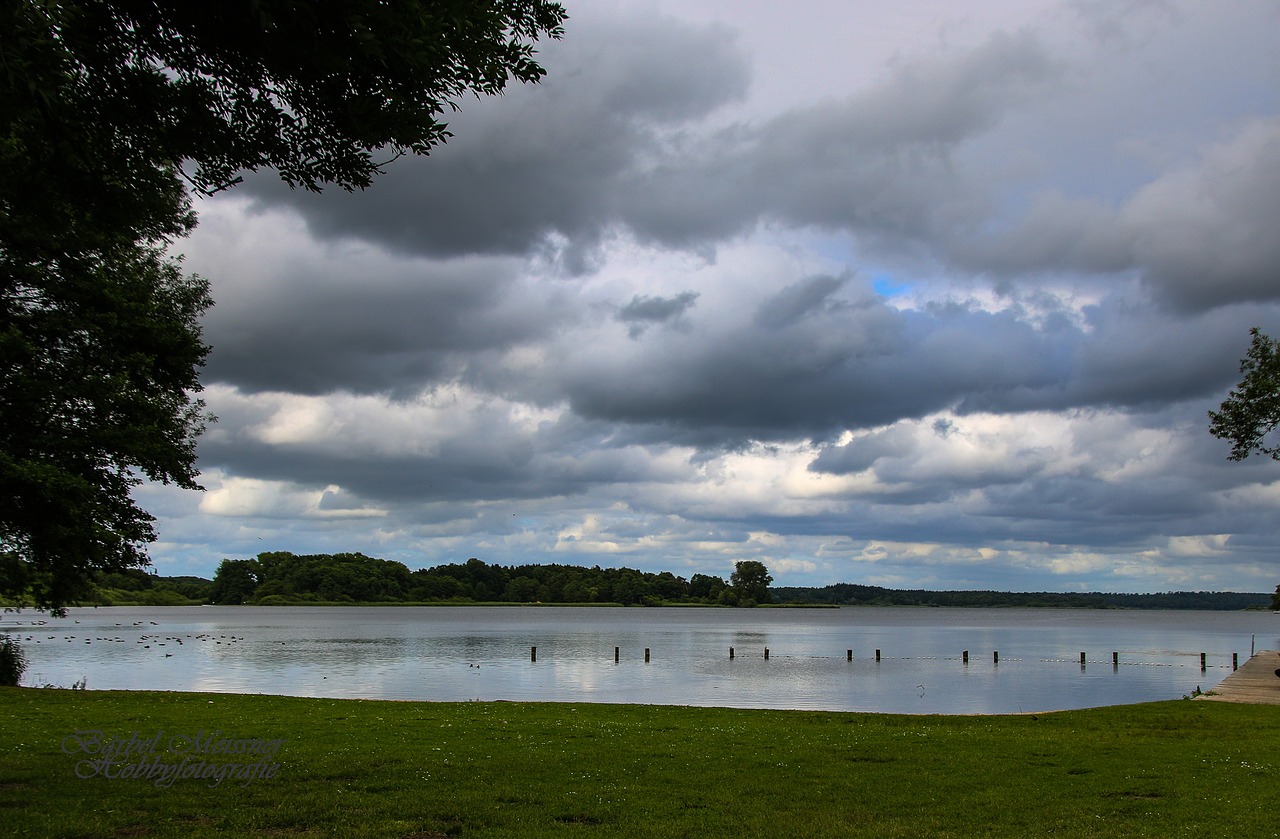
[146,0,1280,593]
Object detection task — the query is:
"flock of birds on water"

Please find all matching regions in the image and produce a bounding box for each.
[12,618,245,657]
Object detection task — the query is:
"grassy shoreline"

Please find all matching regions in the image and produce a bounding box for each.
[3,688,1278,838]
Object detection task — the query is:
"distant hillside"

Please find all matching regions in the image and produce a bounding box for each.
[771,584,1273,610]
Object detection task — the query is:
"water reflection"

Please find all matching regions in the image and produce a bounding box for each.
[8,605,1275,714]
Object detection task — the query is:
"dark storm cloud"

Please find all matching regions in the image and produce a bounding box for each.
[809,423,930,476]
[197,173,1280,448]
[236,10,751,264]
[974,471,1220,545]
[614,29,1060,252]
[1049,301,1271,408]
[950,118,1280,312]
[555,282,1275,446]
[199,250,571,396]
[229,6,1277,321]
[683,444,1233,552]
[802,398,1275,554]
[1123,118,1280,311]
[754,275,847,329]
[195,404,667,506]
[558,303,1018,442]
[617,291,700,337]
[612,282,1274,451]
[233,20,1057,265]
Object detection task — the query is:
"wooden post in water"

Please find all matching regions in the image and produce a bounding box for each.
[1201,652,1206,671]
[875,649,881,662]
[963,650,969,665]
[764,647,770,660]
[615,646,619,663]
[1080,652,1086,667]
[847,649,853,661]
[1112,651,1118,667]
[729,646,735,659]
[531,646,537,662]
[993,651,999,666]
[645,647,650,663]
[1233,652,1238,670]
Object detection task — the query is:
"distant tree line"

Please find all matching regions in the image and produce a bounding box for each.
[204,553,772,607]
[81,569,213,606]
[45,554,1271,611]
[770,583,1273,611]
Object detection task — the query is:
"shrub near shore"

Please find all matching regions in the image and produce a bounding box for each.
[3,689,1278,838]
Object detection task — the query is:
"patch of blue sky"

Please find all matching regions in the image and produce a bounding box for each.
[872,274,912,299]
[782,228,919,301]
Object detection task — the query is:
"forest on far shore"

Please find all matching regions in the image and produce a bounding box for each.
[770,584,1273,610]
[50,551,1278,611]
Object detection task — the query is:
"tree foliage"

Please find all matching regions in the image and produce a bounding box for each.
[1209,328,1280,461]
[1,9,210,611]
[79,569,213,605]
[10,0,567,196]
[1,1,566,615]
[208,553,742,607]
[0,227,212,614]
[0,632,27,686]
[729,560,773,606]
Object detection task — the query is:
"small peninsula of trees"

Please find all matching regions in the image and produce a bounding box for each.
[206,553,768,607]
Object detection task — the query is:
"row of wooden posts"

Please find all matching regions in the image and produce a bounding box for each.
[529,646,1240,671]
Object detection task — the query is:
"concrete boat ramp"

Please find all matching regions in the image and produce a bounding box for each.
[1196,649,1280,705]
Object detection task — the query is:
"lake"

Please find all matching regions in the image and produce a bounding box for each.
[7,605,1277,714]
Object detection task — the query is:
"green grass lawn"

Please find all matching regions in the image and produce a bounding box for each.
[2,688,1277,838]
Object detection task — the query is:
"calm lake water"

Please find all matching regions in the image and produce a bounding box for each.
[8,605,1278,714]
